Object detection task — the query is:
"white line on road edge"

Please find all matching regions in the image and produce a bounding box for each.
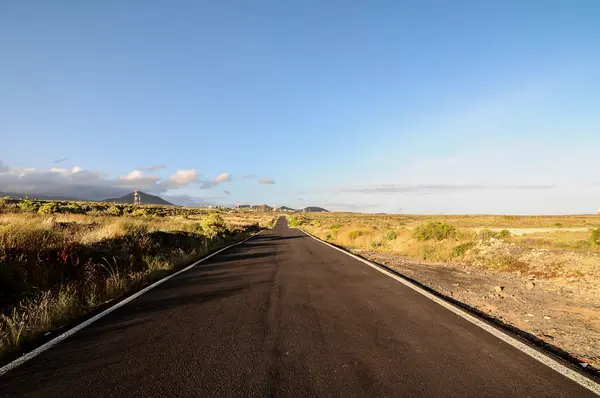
[299,228,600,395]
[0,231,263,378]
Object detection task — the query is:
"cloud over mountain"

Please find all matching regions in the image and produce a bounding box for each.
[0,160,203,200]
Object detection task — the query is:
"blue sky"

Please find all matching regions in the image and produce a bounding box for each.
[1,0,599,213]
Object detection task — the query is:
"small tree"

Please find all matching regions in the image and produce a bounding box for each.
[201,213,227,240]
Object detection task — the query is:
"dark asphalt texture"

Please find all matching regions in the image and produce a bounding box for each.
[0,218,595,397]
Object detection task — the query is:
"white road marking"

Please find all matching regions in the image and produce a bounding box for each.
[0,231,263,378]
[299,228,600,395]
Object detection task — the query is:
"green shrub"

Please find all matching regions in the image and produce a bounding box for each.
[18,199,39,213]
[201,213,227,239]
[385,230,397,240]
[38,202,58,214]
[107,206,123,216]
[60,204,85,214]
[589,228,600,247]
[131,208,149,217]
[554,222,563,228]
[498,229,511,239]
[349,230,364,240]
[413,222,456,241]
[370,240,383,249]
[330,223,341,229]
[325,231,333,240]
[478,228,511,240]
[478,228,497,240]
[452,241,475,258]
[287,215,305,227]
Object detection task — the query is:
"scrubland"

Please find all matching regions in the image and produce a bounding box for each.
[0,198,275,360]
[289,213,600,371]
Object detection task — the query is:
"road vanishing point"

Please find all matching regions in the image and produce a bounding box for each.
[1,218,598,397]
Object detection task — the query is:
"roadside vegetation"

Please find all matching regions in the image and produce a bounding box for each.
[288,213,600,266]
[287,212,600,370]
[0,198,276,360]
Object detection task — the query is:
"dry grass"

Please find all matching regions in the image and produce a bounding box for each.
[0,210,275,359]
[291,213,600,273]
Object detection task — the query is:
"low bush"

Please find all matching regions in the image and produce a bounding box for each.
[385,230,397,240]
[131,208,149,217]
[478,228,496,240]
[452,241,475,258]
[18,199,38,213]
[107,206,123,216]
[59,204,85,214]
[38,202,58,214]
[348,230,364,240]
[287,215,305,227]
[498,229,511,239]
[479,228,511,240]
[413,222,456,241]
[589,228,600,247]
[370,240,383,249]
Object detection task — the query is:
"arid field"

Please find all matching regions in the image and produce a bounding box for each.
[289,212,600,370]
[0,198,275,361]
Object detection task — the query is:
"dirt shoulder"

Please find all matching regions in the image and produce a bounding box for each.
[352,247,600,372]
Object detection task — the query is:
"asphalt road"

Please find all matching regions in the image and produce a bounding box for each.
[0,218,596,397]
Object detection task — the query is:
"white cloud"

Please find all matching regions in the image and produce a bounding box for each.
[258,178,276,185]
[53,157,69,164]
[165,169,198,188]
[214,173,231,182]
[118,170,161,190]
[0,161,201,200]
[120,170,144,181]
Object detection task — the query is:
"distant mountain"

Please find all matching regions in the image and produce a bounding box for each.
[276,206,296,212]
[236,204,274,211]
[300,206,329,213]
[102,191,174,206]
[252,204,273,212]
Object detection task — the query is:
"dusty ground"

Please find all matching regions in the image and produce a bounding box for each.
[353,243,600,371]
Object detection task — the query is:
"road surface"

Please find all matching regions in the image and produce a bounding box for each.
[0,218,596,397]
